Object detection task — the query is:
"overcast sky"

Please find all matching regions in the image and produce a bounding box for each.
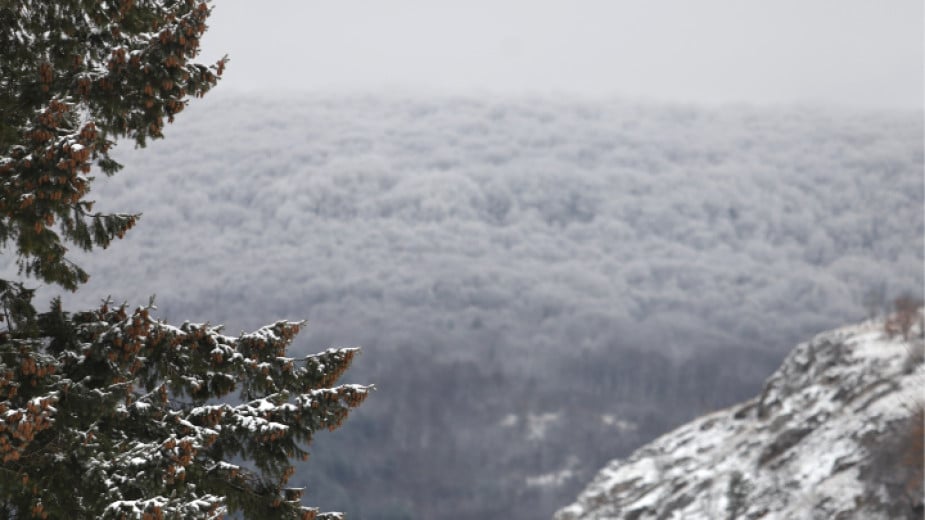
[199,0,923,110]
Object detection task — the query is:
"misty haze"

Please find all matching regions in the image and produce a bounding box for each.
[2,1,922,518]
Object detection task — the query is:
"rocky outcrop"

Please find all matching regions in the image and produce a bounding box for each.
[555,317,924,519]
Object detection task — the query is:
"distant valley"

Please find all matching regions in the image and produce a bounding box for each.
[16,94,922,519]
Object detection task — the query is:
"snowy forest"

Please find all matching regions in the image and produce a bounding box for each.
[1,1,922,519]
[43,94,924,518]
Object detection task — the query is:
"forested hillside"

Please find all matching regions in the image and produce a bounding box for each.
[22,94,923,519]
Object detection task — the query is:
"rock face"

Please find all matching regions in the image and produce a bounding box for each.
[555,317,925,519]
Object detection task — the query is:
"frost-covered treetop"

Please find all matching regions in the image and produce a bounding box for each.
[0,2,370,518]
[0,0,225,290]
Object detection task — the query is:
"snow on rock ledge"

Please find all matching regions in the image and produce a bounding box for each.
[555,317,925,520]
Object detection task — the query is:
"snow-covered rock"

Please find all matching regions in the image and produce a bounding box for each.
[555,316,925,519]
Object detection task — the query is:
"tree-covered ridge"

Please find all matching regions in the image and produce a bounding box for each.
[0,0,224,290]
[94,95,919,519]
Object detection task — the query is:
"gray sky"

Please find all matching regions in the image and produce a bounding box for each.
[200,0,923,109]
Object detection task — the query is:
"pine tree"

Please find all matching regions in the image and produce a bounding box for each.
[0,2,369,518]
